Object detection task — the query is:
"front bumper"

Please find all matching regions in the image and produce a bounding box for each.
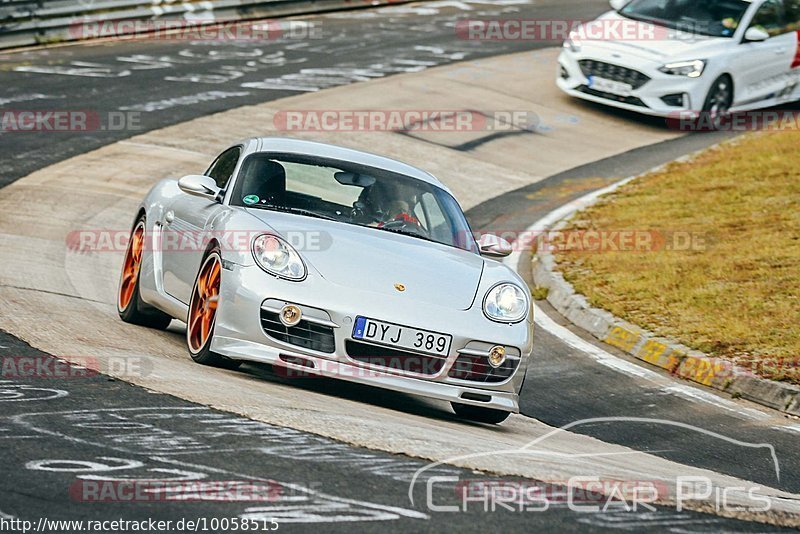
[210,263,534,413]
[556,49,711,118]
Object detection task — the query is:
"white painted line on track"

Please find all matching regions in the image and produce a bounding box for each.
[503,175,771,422]
[663,386,770,421]
[532,305,664,382]
[118,140,210,157]
[773,424,800,435]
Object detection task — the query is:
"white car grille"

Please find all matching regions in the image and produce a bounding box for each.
[579,60,651,89]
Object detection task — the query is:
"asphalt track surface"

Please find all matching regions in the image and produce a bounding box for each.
[1,0,799,531]
[0,0,604,186]
[4,331,776,532]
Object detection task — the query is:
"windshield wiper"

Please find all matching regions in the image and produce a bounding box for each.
[376,226,438,244]
[617,11,667,28]
[247,204,336,221]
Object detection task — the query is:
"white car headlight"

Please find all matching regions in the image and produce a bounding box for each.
[658,59,706,78]
[483,283,529,323]
[252,234,306,281]
[563,34,581,53]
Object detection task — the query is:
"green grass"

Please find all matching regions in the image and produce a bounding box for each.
[554,132,800,384]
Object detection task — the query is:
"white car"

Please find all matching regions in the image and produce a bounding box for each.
[558,0,800,120]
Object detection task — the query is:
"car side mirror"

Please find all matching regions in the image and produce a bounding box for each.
[743,27,770,42]
[478,234,513,258]
[178,175,221,201]
[609,0,627,11]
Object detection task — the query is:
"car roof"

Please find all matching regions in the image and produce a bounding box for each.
[237,137,452,193]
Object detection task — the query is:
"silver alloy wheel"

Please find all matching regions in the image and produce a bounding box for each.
[705,77,732,129]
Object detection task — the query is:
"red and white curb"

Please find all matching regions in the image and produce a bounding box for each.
[504,149,800,421]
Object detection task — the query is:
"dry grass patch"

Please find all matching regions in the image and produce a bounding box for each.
[555,132,800,384]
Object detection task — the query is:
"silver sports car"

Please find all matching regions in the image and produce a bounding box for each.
[118,138,533,423]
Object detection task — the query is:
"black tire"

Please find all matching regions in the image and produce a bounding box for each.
[451,402,511,424]
[187,250,241,370]
[117,216,173,330]
[701,75,733,130]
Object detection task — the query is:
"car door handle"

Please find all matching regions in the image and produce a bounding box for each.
[164,210,175,224]
[775,48,787,54]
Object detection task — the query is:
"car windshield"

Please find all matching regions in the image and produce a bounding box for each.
[619,0,750,37]
[229,153,479,253]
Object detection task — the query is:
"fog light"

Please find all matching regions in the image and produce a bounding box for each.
[488,346,506,368]
[661,93,688,108]
[280,305,302,326]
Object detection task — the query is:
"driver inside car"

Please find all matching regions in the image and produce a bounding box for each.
[360,180,425,233]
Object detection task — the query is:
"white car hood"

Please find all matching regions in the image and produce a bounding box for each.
[578,12,730,63]
[245,209,484,311]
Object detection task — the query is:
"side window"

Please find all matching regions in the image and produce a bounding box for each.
[749,0,786,36]
[205,147,241,189]
[786,0,800,32]
[418,192,448,241]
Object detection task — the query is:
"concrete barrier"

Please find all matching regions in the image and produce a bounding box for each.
[0,0,408,50]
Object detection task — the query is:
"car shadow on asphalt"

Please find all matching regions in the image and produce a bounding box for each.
[566,94,800,133]
[234,361,516,431]
[565,96,671,130]
[166,322,500,427]
[164,321,517,429]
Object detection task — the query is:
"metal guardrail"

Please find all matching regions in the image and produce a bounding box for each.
[0,0,402,49]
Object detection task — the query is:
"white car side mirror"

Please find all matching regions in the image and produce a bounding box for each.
[744,27,770,42]
[478,234,513,258]
[609,0,627,11]
[178,175,221,201]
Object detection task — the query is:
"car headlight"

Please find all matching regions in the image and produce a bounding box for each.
[483,283,529,323]
[563,35,581,53]
[658,59,706,78]
[252,234,306,281]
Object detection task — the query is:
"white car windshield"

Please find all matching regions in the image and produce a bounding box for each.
[229,153,479,253]
[619,0,750,37]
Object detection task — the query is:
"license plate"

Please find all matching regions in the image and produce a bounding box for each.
[352,317,452,357]
[589,76,633,97]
